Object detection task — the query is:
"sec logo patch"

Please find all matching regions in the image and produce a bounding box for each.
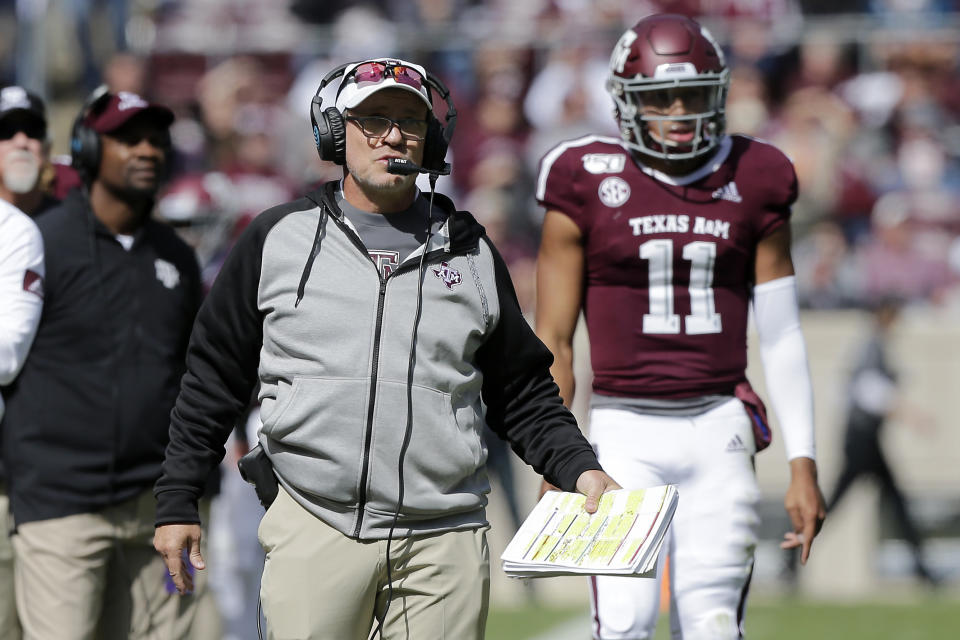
[598,176,630,207]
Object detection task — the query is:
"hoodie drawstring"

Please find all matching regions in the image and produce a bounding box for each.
[295,201,328,307]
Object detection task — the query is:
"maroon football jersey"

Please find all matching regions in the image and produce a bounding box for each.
[536,135,796,399]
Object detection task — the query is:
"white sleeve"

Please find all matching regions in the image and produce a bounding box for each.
[0,207,45,389]
[751,275,816,461]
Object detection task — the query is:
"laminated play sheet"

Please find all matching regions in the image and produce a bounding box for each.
[501,485,678,578]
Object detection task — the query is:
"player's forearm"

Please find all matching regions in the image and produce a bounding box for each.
[788,456,818,481]
[552,351,576,409]
[539,335,575,408]
[760,331,815,460]
[753,276,816,461]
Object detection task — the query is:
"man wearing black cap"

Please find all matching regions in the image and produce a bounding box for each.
[1,91,210,639]
[0,86,60,217]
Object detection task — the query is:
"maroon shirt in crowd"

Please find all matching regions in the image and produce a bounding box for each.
[536,134,796,399]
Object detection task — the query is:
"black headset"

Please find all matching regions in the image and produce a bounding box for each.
[70,85,112,182]
[310,60,457,173]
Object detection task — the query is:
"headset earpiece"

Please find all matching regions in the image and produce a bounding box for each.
[311,64,350,166]
[419,116,447,174]
[70,121,100,181]
[71,87,111,182]
[313,106,346,166]
[420,75,456,175]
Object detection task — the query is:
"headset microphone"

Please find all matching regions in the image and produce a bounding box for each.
[386,158,419,175]
[387,157,451,177]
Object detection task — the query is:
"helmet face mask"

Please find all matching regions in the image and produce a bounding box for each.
[607,15,730,162]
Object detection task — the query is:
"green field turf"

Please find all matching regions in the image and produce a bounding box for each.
[485,596,960,640]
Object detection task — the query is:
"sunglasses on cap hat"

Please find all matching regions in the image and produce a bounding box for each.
[351,61,425,90]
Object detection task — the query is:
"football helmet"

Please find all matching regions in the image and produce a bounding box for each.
[607,14,729,161]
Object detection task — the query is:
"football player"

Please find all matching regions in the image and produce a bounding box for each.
[534,14,826,639]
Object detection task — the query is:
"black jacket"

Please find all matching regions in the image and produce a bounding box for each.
[2,189,201,525]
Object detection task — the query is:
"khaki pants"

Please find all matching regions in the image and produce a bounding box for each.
[258,487,489,640]
[12,489,219,640]
[0,487,21,640]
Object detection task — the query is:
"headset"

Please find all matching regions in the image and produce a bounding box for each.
[310,60,457,174]
[70,84,111,182]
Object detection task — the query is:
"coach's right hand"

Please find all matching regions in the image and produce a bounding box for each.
[539,470,623,514]
[154,523,205,595]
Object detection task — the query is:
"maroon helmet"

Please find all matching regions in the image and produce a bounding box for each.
[607,14,729,161]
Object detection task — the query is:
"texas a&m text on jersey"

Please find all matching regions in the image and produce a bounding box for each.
[537,134,796,399]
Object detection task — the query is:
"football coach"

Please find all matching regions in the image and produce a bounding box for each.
[153,57,619,640]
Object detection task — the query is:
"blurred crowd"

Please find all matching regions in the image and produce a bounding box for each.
[4,0,960,313]
[1,3,958,637]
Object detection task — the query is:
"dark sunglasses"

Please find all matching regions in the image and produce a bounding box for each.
[350,62,425,91]
[0,118,46,141]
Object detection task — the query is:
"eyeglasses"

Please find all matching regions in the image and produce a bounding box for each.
[0,118,46,141]
[345,115,429,141]
[351,61,425,92]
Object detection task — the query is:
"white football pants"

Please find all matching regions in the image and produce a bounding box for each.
[588,399,761,640]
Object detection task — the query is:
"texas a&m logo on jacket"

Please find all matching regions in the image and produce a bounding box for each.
[433,261,462,289]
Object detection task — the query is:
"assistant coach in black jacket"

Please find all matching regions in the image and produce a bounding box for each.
[1,91,212,640]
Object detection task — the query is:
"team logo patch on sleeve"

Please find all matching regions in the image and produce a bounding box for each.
[582,153,626,174]
[154,259,181,289]
[22,269,43,299]
[598,176,631,207]
[433,261,462,289]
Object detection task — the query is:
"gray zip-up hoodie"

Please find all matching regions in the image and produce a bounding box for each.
[155,182,601,539]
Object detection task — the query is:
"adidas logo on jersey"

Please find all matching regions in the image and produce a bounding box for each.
[712,182,742,203]
[725,434,747,453]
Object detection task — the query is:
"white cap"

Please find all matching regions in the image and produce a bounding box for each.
[335,58,433,113]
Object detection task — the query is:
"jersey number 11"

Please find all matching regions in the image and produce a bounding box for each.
[640,239,722,335]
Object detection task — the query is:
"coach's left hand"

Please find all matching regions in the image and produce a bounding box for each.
[576,470,622,514]
[154,523,205,595]
[781,457,826,565]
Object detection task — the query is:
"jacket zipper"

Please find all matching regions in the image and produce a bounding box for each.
[331,211,453,537]
[353,276,387,537]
